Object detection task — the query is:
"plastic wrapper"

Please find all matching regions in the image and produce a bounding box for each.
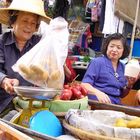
[12,17,69,89]
[65,109,140,140]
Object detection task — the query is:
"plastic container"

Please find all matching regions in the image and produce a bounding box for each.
[125,59,140,78]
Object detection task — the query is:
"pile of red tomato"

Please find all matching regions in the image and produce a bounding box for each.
[60,83,88,100]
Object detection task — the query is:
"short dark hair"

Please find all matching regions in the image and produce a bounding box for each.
[101,33,130,59]
[8,10,40,29]
[9,10,18,26]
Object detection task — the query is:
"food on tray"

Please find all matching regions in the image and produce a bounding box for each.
[127,118,140,128]
[71,88,83,99]
[30,65,44,75]
[42,71,49,81]
[19,64,31,78]
[59,82,88,100]
[30,65,49,81]
[114,118,127,127]
[47,80,62,89]
[60,89,73,100]
[50,70,61,80]
[114,117,140,128]
[19,64,49,81]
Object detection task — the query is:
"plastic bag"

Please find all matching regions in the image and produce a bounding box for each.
[12,17,69,89]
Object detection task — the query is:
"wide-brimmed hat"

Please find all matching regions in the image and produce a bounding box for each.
[0,0,51,25]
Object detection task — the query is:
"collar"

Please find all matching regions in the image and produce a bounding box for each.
[104,55,122,72]
[4,30,33,47]
[4,30,16,46]
[104,56,112,68]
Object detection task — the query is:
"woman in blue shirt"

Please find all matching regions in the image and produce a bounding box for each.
[82,33,136,104]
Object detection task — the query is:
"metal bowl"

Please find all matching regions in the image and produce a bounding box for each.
[14,86,61,100]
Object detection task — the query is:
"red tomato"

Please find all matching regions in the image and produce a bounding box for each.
[74,85,82,91]
[79,94,85,99]
[64,84,70,89]
[71,88,82,99]
[60,89,72,100]
[81,86,88,96]
[72,82,80,87]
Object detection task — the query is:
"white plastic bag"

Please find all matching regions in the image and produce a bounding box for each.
[12,17,69,89]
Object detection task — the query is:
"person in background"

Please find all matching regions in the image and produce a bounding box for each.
[52,0,76,84]
[0,0,51,115]
[64,58,77,84]
[81,33,137,105]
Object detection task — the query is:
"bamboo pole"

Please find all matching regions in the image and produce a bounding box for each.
[129,0,140,59]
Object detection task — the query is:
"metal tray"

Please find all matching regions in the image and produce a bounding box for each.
[14,86,61,100]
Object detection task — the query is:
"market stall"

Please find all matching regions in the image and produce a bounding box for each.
[0,1,139,140]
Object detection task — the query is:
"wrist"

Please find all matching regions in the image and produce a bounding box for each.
[1,77,8,88]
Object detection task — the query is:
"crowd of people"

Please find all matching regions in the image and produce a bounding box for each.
[0,0,139,118]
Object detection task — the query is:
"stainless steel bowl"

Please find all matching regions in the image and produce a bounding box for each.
[14,86,61,100]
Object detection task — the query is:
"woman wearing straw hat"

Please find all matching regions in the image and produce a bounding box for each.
[0,0,51,115]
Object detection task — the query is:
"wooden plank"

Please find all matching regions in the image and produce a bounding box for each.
[0,119,57,140]
[0,121,33,140]
[88,100,140,117]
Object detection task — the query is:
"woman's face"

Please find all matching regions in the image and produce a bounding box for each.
[12,11,39,42]
[106,39,124,61]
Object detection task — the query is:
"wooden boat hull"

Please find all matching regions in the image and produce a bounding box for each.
[0,119,57,140]
[88,100,140,117]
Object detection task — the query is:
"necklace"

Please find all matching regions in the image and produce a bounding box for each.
[114,72,119,80]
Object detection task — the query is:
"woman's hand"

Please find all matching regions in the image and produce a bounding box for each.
[81,82,112,104]
[126,76,137,88]
[1,77,19,94]
[95,91,112,104]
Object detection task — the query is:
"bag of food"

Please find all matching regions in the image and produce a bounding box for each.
[12,17,69,89]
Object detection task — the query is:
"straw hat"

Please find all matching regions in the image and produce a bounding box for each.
[0,0,51,25]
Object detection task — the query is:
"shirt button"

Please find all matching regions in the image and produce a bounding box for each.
[117,89,119,91]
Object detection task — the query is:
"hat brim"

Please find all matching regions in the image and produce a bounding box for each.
[0,8,51,25]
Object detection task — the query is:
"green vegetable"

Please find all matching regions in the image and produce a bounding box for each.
[83,56,91,62]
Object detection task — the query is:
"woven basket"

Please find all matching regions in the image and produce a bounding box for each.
[63,120,126,140]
